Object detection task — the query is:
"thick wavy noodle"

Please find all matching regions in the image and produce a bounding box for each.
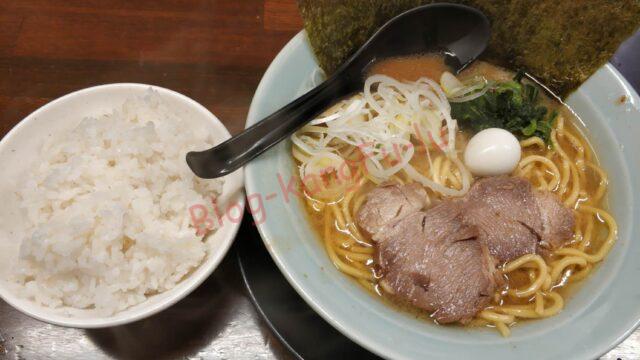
[293,61,616,337]
[483,114,617,336]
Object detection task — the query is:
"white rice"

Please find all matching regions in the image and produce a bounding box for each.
[11,90,222,316]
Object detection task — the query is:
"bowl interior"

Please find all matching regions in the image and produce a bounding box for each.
[0,84,245,328]
[245,32,640,359]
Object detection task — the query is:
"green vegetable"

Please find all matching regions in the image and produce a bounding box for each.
[450,74,557,143]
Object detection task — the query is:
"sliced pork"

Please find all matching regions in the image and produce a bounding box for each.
[356,182,427,236]
[355,176,575,324]
[372,201,496,323]
[463,177,543,263]
[534,191,576,250]
[463,177,574,261]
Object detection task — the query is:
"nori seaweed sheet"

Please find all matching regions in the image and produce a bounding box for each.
[298,0,640,97]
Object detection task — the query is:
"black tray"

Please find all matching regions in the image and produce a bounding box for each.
[237,30,640,360]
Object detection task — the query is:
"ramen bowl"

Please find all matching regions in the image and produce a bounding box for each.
[245,32,639,359]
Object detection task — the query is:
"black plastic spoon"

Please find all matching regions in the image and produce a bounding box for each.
[186,4,490,178]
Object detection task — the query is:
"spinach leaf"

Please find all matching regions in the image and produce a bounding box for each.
[450,74,556,144]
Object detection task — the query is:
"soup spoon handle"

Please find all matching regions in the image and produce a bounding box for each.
[186,74,354,179]
[187,4,490,179]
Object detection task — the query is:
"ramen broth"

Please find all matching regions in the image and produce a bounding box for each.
[297,54,613,332]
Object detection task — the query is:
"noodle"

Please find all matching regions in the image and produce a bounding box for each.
[516,155,561,191]
[489,118,615,335]
[503,254,548,298]
[294,71,617,338]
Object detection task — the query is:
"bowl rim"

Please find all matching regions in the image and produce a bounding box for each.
[245,30,640,359]
[0,83,245,328]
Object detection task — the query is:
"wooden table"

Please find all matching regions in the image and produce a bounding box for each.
[0,1,638,359]
[0,1,300,359]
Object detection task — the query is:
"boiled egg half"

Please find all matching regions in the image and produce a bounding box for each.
[463,128,521,176]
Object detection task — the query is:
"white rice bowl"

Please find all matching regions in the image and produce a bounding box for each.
[0,84,244,327]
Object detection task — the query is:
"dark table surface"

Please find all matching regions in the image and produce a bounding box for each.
[0,1,638,359]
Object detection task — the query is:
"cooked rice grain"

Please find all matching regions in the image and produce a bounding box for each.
[12,90,222,315]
